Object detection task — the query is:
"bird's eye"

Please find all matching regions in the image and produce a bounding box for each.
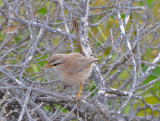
[53,63,61,66]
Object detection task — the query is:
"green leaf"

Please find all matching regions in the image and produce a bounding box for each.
[139,1,143,6]
[139,0,154,8]
[44,105,51,111]
[143,75,157,85]
[121,14,125,18]
[142,65,160,78]
[147,0,154,7]
[151,66,160,77]
[142,65,160,92]
[38,8,48,15]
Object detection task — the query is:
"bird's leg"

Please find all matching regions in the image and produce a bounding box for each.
[76,83,83,105]
[77,83,83,98]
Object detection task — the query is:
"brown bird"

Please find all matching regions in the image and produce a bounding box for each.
[44,52,97,98]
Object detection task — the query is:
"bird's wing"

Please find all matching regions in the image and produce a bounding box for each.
[66,57,98,75]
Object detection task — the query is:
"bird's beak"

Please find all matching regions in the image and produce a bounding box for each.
[43,64,54,68]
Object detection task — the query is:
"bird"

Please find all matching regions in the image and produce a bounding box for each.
[44,52,98,98]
